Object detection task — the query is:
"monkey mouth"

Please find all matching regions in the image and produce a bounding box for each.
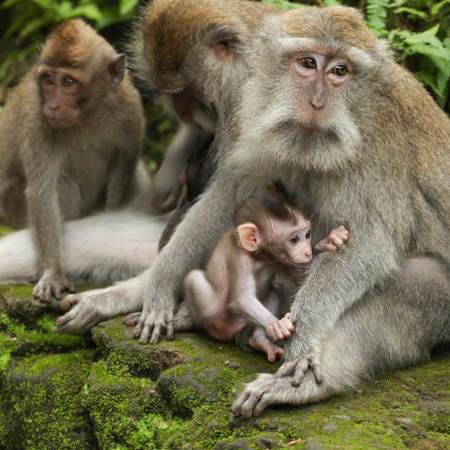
[297,120,323,133]
[47,116,77,129]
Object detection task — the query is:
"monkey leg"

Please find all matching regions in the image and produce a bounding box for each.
[232,257,450,418]
[184,269,246,341]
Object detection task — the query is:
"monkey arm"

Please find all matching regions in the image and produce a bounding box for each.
[150,124,206,212]
[277,220,399,385]
[134,169,238,344]
[23,150,76,301]
[105,147,139,210]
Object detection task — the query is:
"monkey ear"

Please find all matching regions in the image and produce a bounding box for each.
[108,54,126,88]
[203,24,242,63]
[237,223,261,252]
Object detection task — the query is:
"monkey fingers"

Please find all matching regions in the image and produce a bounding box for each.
[135,309,174,344]
[232,371,329,419]
[33,273,76,302]
[268,315,294,341]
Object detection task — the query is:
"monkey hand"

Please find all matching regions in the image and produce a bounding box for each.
[274,332,323,386]
[313,225,349,253]
[33,270,76,302]
[267,313,294,342]
[133,272,177,344]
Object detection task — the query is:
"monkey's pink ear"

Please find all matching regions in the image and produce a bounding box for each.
[203,24,243,63]
[237,223,261,252]
[108,54,126,88]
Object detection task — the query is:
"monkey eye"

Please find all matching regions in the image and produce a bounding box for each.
[305,230,311,239]
[62,76,75,87]
[330,65,348,76]
[298,57,317,69]
[42,73,53,85]
[290,235,300,245]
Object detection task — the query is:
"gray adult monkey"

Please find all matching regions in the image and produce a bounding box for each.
[58,4,450,421]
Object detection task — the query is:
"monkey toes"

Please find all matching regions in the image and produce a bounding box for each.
[33,273,76,302]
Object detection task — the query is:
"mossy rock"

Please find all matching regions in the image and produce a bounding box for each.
[0,351,96,450]
[1,286,450,449]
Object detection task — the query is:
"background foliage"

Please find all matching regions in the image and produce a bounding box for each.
[0,0,449,164]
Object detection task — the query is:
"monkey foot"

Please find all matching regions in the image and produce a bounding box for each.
[33,272,76,302]
[248,328,284,363]
[55,291,106,333]
[123,312,141,327]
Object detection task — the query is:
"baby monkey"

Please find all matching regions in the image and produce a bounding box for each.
[184,182,348,361]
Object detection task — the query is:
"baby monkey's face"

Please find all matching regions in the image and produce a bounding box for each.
[263,215,313,266]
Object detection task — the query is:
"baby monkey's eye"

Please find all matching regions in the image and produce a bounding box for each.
[290,235,300,245]
[305,230,311,239]
[299,57,317,69]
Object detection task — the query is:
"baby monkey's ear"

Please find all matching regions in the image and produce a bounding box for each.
[237,223,261,252]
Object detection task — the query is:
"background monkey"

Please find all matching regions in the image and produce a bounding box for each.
[57,4,450,416]
[135,0,280,213]
[184,182,348,362]
[0,19,146,301]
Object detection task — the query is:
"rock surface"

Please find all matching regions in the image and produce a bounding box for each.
[1,284,450,449]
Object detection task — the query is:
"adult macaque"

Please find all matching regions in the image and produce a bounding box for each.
[55,0,281,334]
[58,4,450,416]
[0,19,145,301]
[136,0,280,212]
[184,182,348,362]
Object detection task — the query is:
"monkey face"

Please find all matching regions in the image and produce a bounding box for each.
[38,66,91,129]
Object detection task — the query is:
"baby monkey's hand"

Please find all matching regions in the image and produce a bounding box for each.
[268,313,294,341]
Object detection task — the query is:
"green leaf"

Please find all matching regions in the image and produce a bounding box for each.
[67,4,102,21]
[431,0,450,15]
[405,23,440,41]
[120,0,140,16]
[366,0,390,31]
[406,44,450,63]
[323,0,341,6]
[393,7,428,19]
[0,0,22,9]
[19,17,53,38]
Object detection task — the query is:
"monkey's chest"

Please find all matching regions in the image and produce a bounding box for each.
[62,148,112,209]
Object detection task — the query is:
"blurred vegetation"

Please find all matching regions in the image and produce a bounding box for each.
[0,0,448,166]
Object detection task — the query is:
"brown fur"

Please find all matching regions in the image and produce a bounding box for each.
[137,0,281,213]
[0,19,145,301]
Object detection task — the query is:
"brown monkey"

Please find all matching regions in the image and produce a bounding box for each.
[55,0,282,335]
[184,182,348,362]
[134,0,280,213]
[0,19,145,301]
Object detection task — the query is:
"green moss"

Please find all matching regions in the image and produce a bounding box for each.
[84,361,170,449]
[0,351,96,449]
[0,284,34,299]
